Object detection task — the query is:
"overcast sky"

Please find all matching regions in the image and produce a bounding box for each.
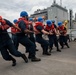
[0,0,76,22]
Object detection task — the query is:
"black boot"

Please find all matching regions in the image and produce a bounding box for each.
[43,51,51,56]
[35,49,39,51]
[21,54,28,63]
[43,48,51,56]
[67,46,70,48]
[11,58,16,66]
[31,57,41,62]
[61,46,64,49]
[56,46,61,52]
[57,49,61,52]
[66,44,70,48]
[43,52,51,55]
[49,47,52,53]
[28,55,31,59]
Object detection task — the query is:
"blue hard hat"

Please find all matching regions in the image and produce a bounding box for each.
[46,20,52,26]
[13,19,17,23]
[52,20,55,23]
[37,17,43,22]
[20,11,28,17]
[29,18,33,21]
[58,22,62,26]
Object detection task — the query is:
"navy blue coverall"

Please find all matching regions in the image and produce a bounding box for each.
[35,25,50,54]
[59,27,69,48]
[46,24,60,52]
[12,34,19,50]
[26,23,36,52]
[16,20,36,59]
[0,19,25,61]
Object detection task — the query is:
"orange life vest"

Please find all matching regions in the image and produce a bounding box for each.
[0,19,10,30]
[11,23,19,34]
[45,24,56,34]
[34,22,44,34]
[18,17,29,29]
[34,22,44,30]
[58,25,67,34]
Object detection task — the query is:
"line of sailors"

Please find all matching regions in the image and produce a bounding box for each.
[0,11,69,67]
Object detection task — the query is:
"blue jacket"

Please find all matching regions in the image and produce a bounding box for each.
[0,19,13,49]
